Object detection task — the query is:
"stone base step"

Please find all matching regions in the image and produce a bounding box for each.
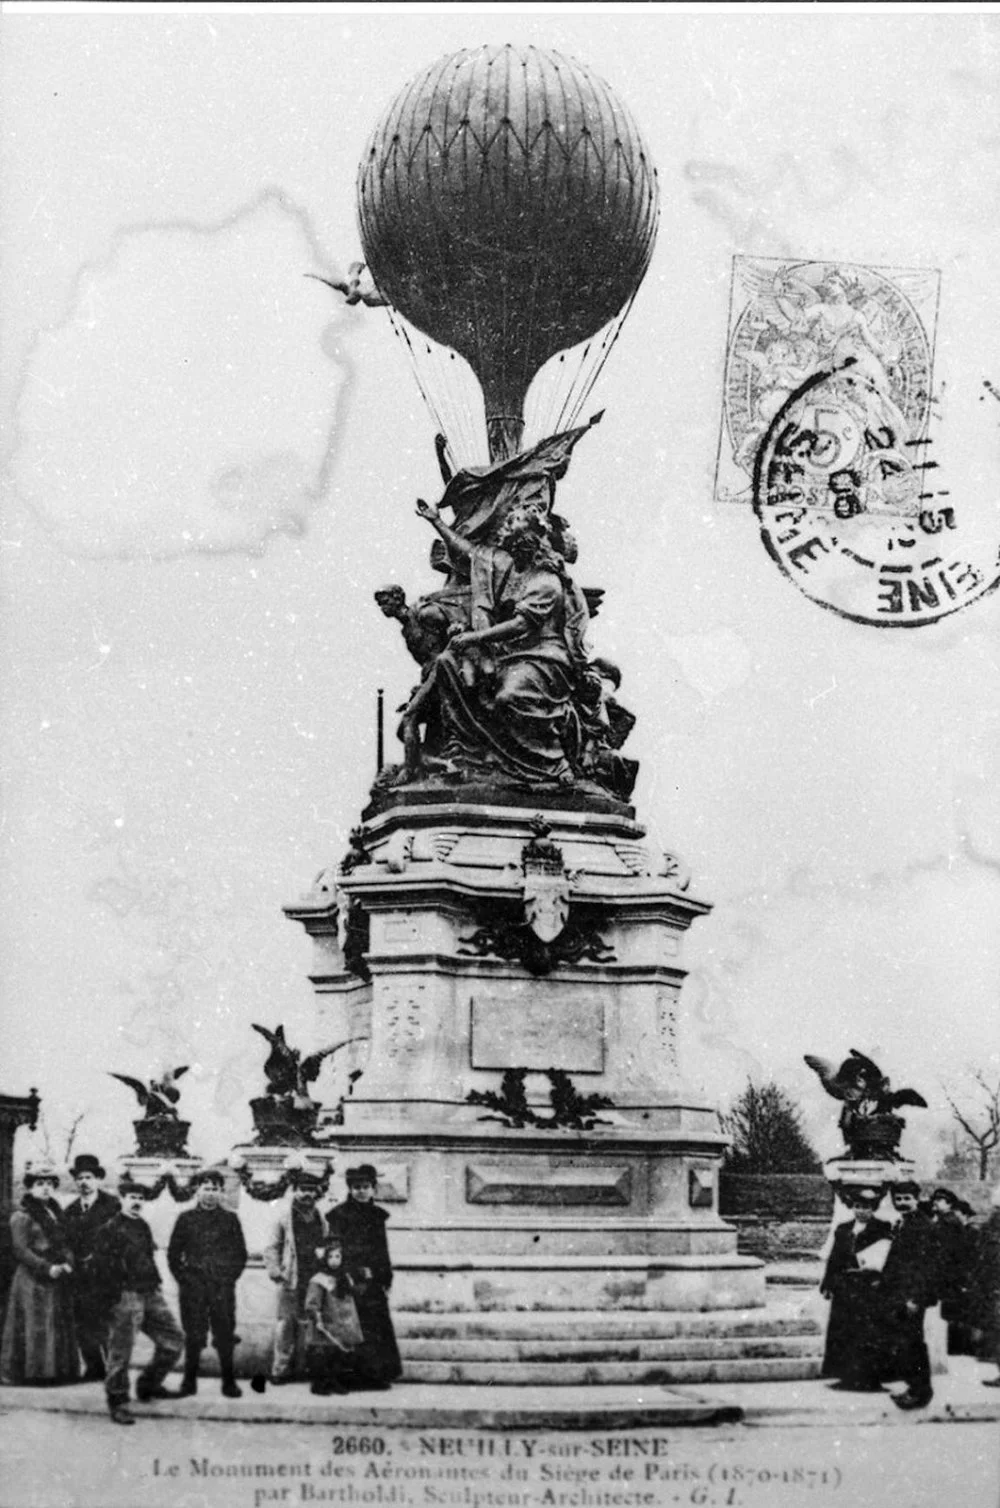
[401,1334,820,1364]
[403,1356,824,1386]
[391,1302,823,1386]
[395,1307,818,1341]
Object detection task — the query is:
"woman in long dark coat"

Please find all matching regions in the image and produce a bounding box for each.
[820,1185,893,1390]
[972,1187,1000,1387]
[0,1162,78,1386]
[325,1165,401,1389]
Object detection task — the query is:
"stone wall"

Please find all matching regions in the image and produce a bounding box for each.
[720,1173,998,1263]
[720,1175,834,1220]
[720,1175,834,1264]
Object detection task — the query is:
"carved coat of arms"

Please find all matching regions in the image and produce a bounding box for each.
[520,817,570,944]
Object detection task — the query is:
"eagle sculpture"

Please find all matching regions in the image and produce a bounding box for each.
[109,1066,189,1121]
[252,1024,361,1108]
[804,1048,927,1160]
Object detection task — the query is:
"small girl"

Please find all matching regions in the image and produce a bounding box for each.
[304,1238,364,1396]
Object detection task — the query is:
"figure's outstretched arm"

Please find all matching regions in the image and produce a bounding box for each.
[434,434,453,484]
[415,498,472,560]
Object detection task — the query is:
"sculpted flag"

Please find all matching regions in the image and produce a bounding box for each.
[433,413,604,554]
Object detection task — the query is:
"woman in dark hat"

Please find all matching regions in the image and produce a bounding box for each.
[325,1166,401,1389]
[0,1161,78,1386]
[820,1185,892,1391]
[63,1154,120,1381]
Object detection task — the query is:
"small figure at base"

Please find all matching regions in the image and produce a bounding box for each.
[262,1169,327,1384]
[92,1176,184,1424]
[326,1165,401,1389]
[63,1155,120,1382]
[0,1161,78,1388]
[972,1183,1000,1387]
[304,1237,365,1395]
[820,1184,892,1392]
[880,1181,937,1409]
[167,1167,248,1399]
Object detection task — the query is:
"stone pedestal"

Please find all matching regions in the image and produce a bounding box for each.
[285,801,764,1315]
[824,1156,916,1190]
[116,1154,202,1250]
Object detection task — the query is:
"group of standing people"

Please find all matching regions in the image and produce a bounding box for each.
[821,1180,1000,1409]
[0,1154,400,1424]
[257,1161,401,1397]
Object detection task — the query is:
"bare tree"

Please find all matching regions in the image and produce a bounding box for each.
[31,1106,89,1168]
[63,1110,87,1165]
[941,1071,1000,1181]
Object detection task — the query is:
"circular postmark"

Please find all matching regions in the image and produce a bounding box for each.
[752,361,1000,626]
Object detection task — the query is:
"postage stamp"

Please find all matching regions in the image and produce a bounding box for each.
[717,256,1000,626]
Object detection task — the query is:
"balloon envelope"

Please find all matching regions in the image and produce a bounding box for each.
[358,45,659,451]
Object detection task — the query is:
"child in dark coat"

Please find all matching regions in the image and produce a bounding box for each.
[304,1237,365,1395]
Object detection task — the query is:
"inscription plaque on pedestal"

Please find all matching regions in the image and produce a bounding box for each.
[470,997,605,1073]
[466,1163,632,1207]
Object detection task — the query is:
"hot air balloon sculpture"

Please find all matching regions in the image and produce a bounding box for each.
[283,49,757,1349]
[355,46,655,811]
[358,44,659,466]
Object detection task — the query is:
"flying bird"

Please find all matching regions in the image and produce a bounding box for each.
[305,262,388,308]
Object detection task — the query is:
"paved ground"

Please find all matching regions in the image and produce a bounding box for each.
[1,1355,996,1431]
[1,1357,999,1507]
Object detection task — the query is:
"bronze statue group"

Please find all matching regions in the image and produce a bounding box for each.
[821,1179,1000,1409]
[0,1155,400,1425]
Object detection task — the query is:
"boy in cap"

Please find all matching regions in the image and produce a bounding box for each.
[820,1185,892,1391]
[880,1180,938,1409]
[167,1168,247,1398]
[62,1154,120,1381]
[260,1167,327,1384]
[325,1165,401,1389]
[92,1175,184,1425]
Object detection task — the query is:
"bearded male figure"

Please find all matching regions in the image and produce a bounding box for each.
[397,497,590,787]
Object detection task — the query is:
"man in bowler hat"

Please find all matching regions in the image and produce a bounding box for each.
[167,1167,247,1398]
[880,1180,939,1409]
[62,1154,120,1381]
[325,1165,401,1389]
[92,1175,184,1425]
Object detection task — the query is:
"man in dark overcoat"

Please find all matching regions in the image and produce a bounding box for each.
[931,1188,977,1355]
[167,1167,247,1398]
[820,1185,893,1390]
[325,1165,401,1389]
[62,1154,120,1381]
[880,1180,939,1409]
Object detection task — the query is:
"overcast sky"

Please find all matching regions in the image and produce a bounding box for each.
[2,5,998,1175]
